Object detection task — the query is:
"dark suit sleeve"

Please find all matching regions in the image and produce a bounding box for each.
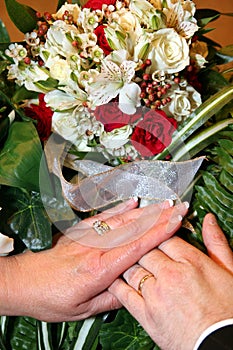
[198,325,233,350]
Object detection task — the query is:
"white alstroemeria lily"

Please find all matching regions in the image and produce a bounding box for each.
[87,50,141,114]
[129,0,165,30]
[163,0,198,39]
[24,63,51,93]
[45,80,87,111]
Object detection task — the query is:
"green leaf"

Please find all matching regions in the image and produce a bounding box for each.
[1,187,52,251]
[12,86,38,104]
[198,69,229,99]
[0,116,10,143]
[172,119,233,161]
[10,316,38,350]
[0,121,43,191]
[0,20,10,43]
[195,9,220,26]
[35,78,59,92]
[4,0,37,34]
[217,45,233,58]
[100,309,154,350]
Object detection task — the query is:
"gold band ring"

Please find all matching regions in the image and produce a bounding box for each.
[138,274,154,296]
[93,220,111,236]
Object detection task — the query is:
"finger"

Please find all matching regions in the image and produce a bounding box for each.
[77,197,139,229]
[101,202,188,278]
[66,200,187,247]
[202,213,233,274]
[109,278,148,326]
[158,236,205,265]
[123,265,156,297]
[139,248,173,278]
[72,291,122,321]
[84,198,174,229]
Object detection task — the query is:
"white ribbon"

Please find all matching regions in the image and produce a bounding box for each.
[43,135,204,212]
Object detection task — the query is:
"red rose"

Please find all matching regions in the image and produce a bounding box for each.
[83,0,116,10]
[94,25,112,55]
[94,102,142,132]
[131,109,177,157]
[24,94,53,141]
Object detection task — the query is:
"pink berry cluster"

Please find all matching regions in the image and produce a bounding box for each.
[138,59,179,110]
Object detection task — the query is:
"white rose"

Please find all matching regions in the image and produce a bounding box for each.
[53,4,81,24]
[147,28,190,74]
[100,125,132,149]
[117,10,138,32]
[163,82,202,121]
[52,111,78,144]
[49,57,71,85]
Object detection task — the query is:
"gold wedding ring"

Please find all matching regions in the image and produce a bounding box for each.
[138,274,154,296]
[93,220,111,236]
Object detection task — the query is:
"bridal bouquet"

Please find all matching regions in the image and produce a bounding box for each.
[0,0,232,348]
[4,0,206,161]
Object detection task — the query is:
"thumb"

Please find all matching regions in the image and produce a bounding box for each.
[202,213,233,274]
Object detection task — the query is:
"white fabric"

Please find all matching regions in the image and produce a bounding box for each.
[193,318,233,350]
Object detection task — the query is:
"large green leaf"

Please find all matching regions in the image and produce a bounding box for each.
[4,0,37,34]
[100,309,154,350]
[0,186,52,251]
[0,121,43,192]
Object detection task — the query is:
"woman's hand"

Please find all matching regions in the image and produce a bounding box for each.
[109,214,233,350]
[0,198,188,322]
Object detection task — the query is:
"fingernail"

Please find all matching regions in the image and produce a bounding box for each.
[159,199,174,209]
[166,215,183,233]
[209,214,217,225]
[132,196,138,202]
[184,201,189,209]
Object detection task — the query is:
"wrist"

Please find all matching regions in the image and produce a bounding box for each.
[0,255,24,316]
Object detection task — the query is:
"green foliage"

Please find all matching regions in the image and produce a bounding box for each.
[2,187,52,251]
[192,127,233,248]
[100,309,155,350]
[4,0,37,34]
[0,121,44,191]
[0,20,10,43]
[195,9,220,27]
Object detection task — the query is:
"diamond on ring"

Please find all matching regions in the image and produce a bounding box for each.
[92,220,111,236]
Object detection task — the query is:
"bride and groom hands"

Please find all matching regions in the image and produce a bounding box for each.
[1,197,232,350]
[0,198,187,321]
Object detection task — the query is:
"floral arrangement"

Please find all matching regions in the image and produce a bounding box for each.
[0,0,233,348]
[4,0,207,161]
